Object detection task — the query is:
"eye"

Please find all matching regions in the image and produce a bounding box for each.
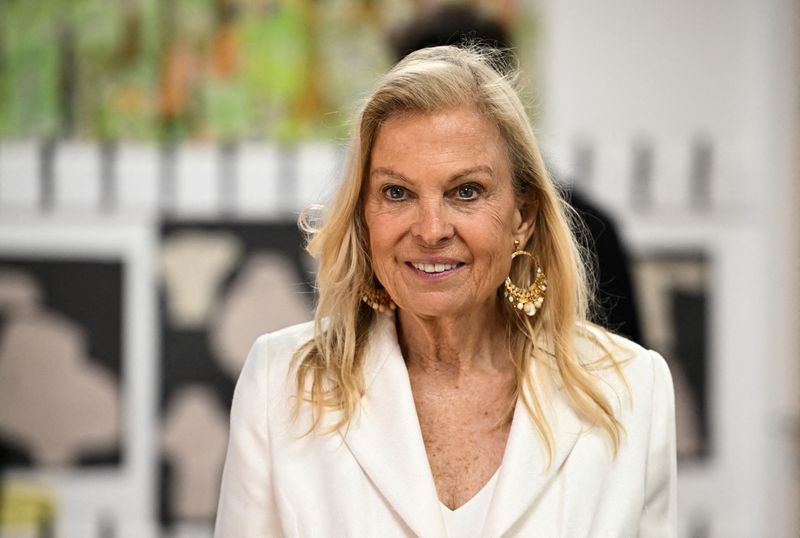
[383,185,407,200]
[455,183,482,200]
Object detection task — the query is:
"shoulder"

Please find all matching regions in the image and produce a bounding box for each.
[255,320,316,362]
[577,324,670,380]
[574,324,674,412]
[234,321,315,401]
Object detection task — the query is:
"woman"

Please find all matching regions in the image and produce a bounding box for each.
[215,46,676,537]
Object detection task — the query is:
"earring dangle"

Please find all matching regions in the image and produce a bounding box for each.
[361,286,396,313]
[504,240,547,317]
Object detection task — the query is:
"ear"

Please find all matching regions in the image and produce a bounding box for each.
[512,198,538,247]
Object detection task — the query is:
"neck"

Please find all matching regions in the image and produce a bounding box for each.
[396,299,512,378]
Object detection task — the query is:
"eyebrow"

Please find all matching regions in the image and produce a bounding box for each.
[370,165,495,183]
[370,167,410,182]
[451,165,494,182]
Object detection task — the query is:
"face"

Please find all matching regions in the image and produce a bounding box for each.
[363,106,536,319]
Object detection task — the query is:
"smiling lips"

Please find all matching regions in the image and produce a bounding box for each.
[409,261,463,274]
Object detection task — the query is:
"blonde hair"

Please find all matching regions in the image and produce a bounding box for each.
[295,46,625,461]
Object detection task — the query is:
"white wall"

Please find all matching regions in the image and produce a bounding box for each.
[535,0,799,535]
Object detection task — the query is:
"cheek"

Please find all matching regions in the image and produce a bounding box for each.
[480,203,516,246]
[490,203,520,268]
[485,244,512,285]
[464,207,515,281]
[364,208,401,277]
[369,232,391,270]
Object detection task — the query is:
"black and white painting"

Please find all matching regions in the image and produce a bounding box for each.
[158,221,314,524]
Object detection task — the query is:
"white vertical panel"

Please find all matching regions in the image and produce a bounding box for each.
[589,138,629,214]
[653,141,690,211]
[295,143,341,213]
[0,141,40,211]
[713,140,752,212]
[237,143,280,219]
[117,143,160,213]
[174,144,218,217]
[54,143,101,211]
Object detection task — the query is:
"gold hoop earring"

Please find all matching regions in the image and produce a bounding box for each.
[361,286,396,313]
[504,240,547,317]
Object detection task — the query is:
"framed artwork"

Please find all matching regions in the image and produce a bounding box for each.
[632,251,709,460]
[0,219,158,538]
[158,220,313,525]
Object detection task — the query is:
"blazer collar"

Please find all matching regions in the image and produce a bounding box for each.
[340,313,446,537]
[481,379,583,536]
[341,314,584,538]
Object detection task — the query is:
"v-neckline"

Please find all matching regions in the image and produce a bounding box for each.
[439,465,501,513]
[340,313,585,538]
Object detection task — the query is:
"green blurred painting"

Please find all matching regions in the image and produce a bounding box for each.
[0,0,536,143]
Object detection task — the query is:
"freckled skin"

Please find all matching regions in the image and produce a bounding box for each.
[363,107,537,509]
[364,107,524,319]
[407,366,516,510]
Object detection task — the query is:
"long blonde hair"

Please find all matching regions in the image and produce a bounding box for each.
[295,46,625,461]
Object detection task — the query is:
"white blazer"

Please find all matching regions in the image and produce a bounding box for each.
[215,315,677,537]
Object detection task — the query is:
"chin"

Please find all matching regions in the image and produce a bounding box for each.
[398,299,481,320]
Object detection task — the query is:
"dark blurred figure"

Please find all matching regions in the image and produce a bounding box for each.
[390,4,512,67]
[565,189,643,343]
[389,4,643,344]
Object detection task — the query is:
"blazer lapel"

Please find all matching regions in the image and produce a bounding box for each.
[481,380,584,537]
[340,314,446,538]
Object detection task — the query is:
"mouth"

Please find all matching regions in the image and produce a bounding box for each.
[407,261,464,274]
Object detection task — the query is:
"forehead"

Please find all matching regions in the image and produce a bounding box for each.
[373,106,502,144]
[369,106,509,173]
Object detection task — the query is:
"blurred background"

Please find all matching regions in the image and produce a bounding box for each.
[0,0,797,537]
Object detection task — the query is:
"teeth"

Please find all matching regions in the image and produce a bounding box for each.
[412,262,458,273]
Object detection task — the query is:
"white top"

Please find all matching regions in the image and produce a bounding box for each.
[440,468,500,538]
[214,317,678,537]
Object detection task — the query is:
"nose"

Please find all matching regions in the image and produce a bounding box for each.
[410,197,455,247]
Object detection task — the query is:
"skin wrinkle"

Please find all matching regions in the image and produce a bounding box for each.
[363,105,536,509]
[363,107,534,365]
